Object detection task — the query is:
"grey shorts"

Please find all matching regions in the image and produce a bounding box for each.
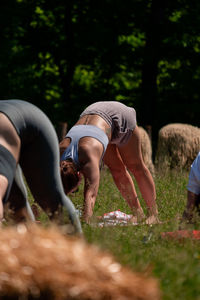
[80,101,137,146]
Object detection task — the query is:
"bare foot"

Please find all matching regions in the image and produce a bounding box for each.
[145,215,161,225]
[130,216,138,224]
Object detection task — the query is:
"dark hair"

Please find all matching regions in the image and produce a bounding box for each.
[60,160,79,194]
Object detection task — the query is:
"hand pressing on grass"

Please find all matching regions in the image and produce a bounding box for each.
[181,191,200,224]
[181,152,200,224]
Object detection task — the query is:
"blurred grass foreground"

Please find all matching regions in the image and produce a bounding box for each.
[17,167,200,299]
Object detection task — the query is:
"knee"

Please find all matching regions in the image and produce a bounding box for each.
[128,161,147,176]
[108,164,128,179]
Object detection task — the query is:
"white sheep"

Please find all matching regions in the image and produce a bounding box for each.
[155,123,200,170]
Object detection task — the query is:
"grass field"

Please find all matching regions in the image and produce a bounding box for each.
[65,167,200,300]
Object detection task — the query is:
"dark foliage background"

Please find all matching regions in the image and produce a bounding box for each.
[0,0,200,152]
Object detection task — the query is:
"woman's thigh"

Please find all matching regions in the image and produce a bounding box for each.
[117,126,144,168]
[103,144,126,171]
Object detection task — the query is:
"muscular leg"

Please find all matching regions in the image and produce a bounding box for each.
[117,126,157,217]
[103,143,144,217]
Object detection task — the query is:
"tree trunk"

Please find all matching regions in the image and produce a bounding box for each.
[58,1,76,122]
[141,0,166,156]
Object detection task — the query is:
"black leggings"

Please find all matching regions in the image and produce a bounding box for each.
[0,100,82,234]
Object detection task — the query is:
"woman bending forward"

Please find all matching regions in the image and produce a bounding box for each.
[60,101,159,224]
[0,99,82,234]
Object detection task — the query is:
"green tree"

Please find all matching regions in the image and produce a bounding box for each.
[0,0,200,140]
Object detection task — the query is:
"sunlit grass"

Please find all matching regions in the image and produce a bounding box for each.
[71,167,200,300]
[27,167,200,300]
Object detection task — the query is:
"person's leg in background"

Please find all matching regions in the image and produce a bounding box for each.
[103,143,145,220]
[6,165,35,223]
[118,126,158,223]
[19,113,82,234]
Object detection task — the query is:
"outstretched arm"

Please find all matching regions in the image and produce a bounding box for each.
[183,153,200,222]
[182,191,200,222]
[77,139,104,223]
[82,160,100,223]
